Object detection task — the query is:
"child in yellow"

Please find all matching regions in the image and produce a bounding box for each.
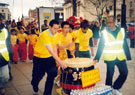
[10,29,18,64]
[28,29,38,62]
[17,27,28,62]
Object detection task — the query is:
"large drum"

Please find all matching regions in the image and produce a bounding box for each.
[60,58,95,94]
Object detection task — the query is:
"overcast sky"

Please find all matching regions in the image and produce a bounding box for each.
[3,0,64,20]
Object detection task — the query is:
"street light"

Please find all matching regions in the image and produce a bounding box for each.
[114,0,116,19]
[121,0,126,28]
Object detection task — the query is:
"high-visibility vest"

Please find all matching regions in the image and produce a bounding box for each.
[0,28,9,61]
[102,28,126,61]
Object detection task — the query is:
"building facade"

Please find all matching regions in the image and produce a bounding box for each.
[28,9,38,22]
[28,7,64,22]
[0,2,11,21]
[64,0,135,23]
[64,0,107,22]
[106,0,135,23]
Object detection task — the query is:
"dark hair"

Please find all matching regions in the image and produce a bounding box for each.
[11,29,16,33]
[61,21,70,28]
[17,22,22,30]
[69,24,74,30]
[44,20,47,22]
[49,19,59,27]
[11,29,17,35]
[31,29,35,34]
[80,20,89,29]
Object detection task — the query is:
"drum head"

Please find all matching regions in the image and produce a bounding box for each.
[64,58,94,68]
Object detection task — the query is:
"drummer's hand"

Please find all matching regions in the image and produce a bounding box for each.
[70,49,75,55]
[91,52,94,57]
[59,61,67,70]
[68,42,74,47]
[93,60,98,65]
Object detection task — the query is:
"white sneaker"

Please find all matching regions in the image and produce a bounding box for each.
[112,89,123,95]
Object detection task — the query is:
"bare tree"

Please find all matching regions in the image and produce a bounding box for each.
[83,0,110,22]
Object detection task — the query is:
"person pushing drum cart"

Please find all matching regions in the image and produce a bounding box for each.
[57,20,96,95]
[75,19,94,58]
[31,19,67,95]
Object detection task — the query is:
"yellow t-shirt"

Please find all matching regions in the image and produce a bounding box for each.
[28,34,38,46]
[76,28,93,51]
[56,32,72,60]
[34,29,58,58]
[17,33,28,43]
[56,32,72,47]
[11,35,17,46]
[69,31,77,49]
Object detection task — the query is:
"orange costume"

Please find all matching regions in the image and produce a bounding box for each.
[17,33,28,61]
[28,34,38,60]
[11,35,18,63]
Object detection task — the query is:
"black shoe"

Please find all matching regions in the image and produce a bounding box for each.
[31,82,38,92]
[9,76,13,81]
[32,86,38,92]
[14,62,18,64]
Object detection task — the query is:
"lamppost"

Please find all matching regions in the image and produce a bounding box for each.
[21,0,24,18]
[121,0,126,28]
[114,0,116,19]
[72,0,76,16]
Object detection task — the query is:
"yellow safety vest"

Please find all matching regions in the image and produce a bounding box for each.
[0,28,9,61]
[102,28,126,61]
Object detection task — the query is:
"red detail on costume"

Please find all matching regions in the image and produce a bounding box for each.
[18,42,27,61]
[60,82,95,90]
[28,44,34,60]
[12,44,18,62]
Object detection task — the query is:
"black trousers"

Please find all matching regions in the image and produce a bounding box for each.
[105,59,128,90]
[66,50,73,58]
[130,39,135,48]
[31,56,57,95]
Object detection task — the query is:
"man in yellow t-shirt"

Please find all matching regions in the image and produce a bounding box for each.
[76,20,94,58]
[56,21,74,60]
[55,21,74,87]
[31,19,67,95]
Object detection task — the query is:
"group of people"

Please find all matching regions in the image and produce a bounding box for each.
[0,12,132,95]
[0,13,40,94]
[31,16,131,95]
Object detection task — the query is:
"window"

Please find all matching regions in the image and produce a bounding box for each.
[8,14,10,20]
[130,0,132,7]
[1,13,5,19]
[34,12,36,17]
[129,10,133,18]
